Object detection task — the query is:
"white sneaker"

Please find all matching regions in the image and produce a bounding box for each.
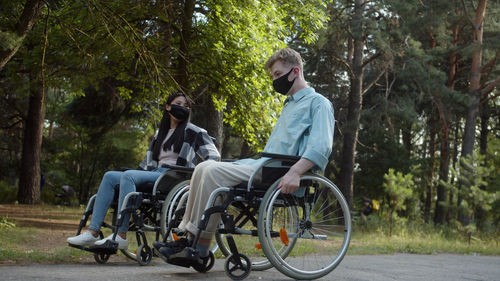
[94,234,128,250]
[67,231,99,246]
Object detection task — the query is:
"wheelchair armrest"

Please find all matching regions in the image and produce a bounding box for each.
[243,153,301,189]
[160,164,195,172]
[116,167,138,172]
[261,153,301,162]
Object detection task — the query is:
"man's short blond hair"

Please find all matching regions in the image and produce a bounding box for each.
[265,48,303,72]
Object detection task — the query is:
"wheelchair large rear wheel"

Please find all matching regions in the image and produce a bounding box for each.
[160,181,220,253]
[160,180,190,238]
[257,174,351,280]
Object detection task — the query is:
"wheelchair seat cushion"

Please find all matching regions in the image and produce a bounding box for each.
[261,166,290,185]
[233,166,291,190]
[136,181,155,193]
[113,181,155,194]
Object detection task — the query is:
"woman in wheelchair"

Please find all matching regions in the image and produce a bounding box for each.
[67,92,220,249]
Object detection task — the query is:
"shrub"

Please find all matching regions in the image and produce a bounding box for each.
[0,181,17,204]
[0,217,16,229]
[383,168,415,236]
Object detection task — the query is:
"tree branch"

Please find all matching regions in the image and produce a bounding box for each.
[481,91,500,106]
[470,0,477,11]
[460,0,475,27]
[480,49,500,73]
[0,0,45,71]
[480,76,500,95]
[362,68,386,95]
[332,56,354,77]
[480,49,500,85]
[0,119,23,130]
[362,52,382,68]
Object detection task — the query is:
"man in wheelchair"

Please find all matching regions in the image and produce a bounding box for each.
[156,48,336,274]
[66,92,220,250]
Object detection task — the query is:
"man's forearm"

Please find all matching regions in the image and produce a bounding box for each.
[278,158,315,194]
[289,158,315,176]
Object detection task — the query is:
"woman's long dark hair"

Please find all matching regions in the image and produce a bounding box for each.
[152,92,192,161]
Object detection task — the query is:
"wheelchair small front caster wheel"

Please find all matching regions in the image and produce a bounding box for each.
[193,251,215,273]
[136,244,153,266]
[224,253,251,280]
[94,252,110,264]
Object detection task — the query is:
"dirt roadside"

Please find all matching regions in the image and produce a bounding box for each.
[0,204,125,264]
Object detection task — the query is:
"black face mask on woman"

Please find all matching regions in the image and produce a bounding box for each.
[168,104,190,120]
[272,68,296,95]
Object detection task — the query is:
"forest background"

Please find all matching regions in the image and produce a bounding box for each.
[1,0,499,239]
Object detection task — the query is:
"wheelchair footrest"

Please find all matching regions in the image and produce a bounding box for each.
[165,247,211,271]
[165,247,198,267]
[89,240,119,254]
[68,241,118,255]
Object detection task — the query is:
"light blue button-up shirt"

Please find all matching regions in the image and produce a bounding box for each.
[235,87,335,171]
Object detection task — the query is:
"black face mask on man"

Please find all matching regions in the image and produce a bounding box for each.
[272,68,296,95]
[168,104,190,120]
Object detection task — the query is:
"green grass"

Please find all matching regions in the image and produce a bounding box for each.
[0,226,89,263]
[348,231,500,255]
[0,205,110,264]
[348,216,500,255]
[0,247,86,263]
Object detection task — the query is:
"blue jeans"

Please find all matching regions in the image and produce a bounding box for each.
[89,167,168,233]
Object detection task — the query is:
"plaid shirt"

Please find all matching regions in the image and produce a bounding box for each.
[139,123,220,170]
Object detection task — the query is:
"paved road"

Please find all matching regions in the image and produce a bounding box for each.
[1,254,499,281]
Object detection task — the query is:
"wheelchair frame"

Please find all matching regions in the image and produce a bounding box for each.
[162,153,352,280]
[69,165,194,265]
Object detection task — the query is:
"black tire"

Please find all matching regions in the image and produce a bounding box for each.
[214,202,278,271]
[94,252,110,264]
[193,251,215,273]
[160,182,220,254]
[120,206,160,262]
[136,244,153,266]
[160,180,190,238]
[257,174,352,280]
[224,253,252,280]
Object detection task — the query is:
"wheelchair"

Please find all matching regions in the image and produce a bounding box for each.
[161,153,352,280]
[69,165,195,265]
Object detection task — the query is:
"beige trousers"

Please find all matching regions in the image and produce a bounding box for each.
[178,160,258,239]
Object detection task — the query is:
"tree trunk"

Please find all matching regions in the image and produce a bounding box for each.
[338,0,365,209]
[204,94,223,152]
[402,129,411,152]
[447,119,460,222]
[424,117,437,223]
[459,0,488,225]
[158,0,173,68]
[190,87,224,152]
[462,0,487,156]
[172,0,223,149]
[17,69,46,204]
[433,17,461,224]
[433,96,450,224]
[239,141,252,159]
[434,117,450,224]
[444,23,459,222]
[175,0,194,92]
[0,0,44,71]
[475,95,489,229]
[479,101,488,156]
